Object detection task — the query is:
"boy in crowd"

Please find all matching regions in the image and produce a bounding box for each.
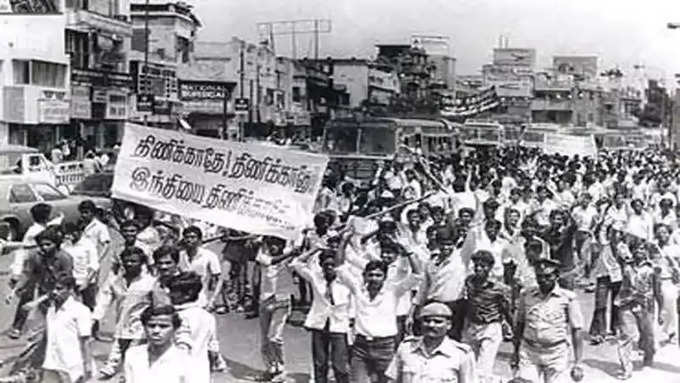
[93,247,157,380]
[152,245,182,305]
[62,222,99,310]
[336,236,422,383]
[290,244,352,383]
[124,305,189,383]
[179,226,224,312]
[167,271,222,383]
[615,242,662,380]
[41,273,94,383]
[255,236,298,381]
[8,203,61,339]
[78,200,111,265]
[463,250,512,383]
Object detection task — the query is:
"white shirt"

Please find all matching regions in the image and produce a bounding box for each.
[179,247,222,306]
[82,218,111,256]
[43,297,94,383]
[175,302,219,383]
[290,257,352,333]
[256,247,296,301]
[124,344,189,383]
[62,237,99,287]
[10,222,45,275]
[337,265,421,338]
[571,205,598,232]
[626,213,653,241]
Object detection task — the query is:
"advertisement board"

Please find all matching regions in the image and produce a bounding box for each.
[70,86,92,119]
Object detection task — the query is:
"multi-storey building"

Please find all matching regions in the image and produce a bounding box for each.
[0,3,70,151]
[128,0,200,127]
[65,0,133,149]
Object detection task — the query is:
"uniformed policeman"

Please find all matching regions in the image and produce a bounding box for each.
[512,258,585,383]
[385,302,475,383]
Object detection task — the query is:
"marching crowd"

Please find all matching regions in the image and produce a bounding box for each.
[3,144,680,383]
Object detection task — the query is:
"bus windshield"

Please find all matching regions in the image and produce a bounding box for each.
[359,126,396,156]
[323,125,396,156]
[323,126,359,154]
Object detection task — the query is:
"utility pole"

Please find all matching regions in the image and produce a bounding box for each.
[239,41,245,140]
[143,0,150,127]
[257,19,331,58]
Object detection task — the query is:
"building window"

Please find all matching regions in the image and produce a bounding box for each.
[131,28,147,52]
[13,60,30,84]
[31,60,67,87]
[292,86,301,102]
[65,30,90,69]
[177,36,190,63]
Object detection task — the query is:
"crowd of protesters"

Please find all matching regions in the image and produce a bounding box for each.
[2,144,680,383]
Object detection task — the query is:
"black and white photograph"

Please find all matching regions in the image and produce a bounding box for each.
[1,0,680,382]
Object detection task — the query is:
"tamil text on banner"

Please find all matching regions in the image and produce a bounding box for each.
[543,133,597,158]
[112,123,329,240]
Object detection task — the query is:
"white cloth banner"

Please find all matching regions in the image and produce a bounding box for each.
[112,123,329,240]
[543,133,597,158]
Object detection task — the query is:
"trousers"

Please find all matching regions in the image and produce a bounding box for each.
[517,340,570,383]
[310,324,350,383]
[351,335,395,383]
[259,296,291,372]
[589,276,621,337]
[617,304,655,374]
[464,321,502,383]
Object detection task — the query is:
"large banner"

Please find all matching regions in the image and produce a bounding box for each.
[543,133,597,158]
[440,87,500,117]
[112,124,329,240]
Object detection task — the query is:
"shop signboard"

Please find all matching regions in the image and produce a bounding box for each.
[71,68,132,89]
[137,94,154,113]
[38,99,70,124]
[106,91,128,120]
[234,98,249,113]
[153,99,171,115]
[70,85,92,119]
[92,89,108,103]
[178,80,232,100]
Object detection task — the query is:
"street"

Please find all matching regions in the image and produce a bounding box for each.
[0,236,678,383]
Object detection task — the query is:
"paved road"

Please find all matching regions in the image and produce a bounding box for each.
[0,237,679,382]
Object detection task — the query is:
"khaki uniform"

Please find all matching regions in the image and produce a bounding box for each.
[516,286,584,383]
[385,336,475,383]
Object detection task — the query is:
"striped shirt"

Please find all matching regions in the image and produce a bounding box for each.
[463,276,510,324]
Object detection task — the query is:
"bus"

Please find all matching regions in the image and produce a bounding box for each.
[321,117,458,184]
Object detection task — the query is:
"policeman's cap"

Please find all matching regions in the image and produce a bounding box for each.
[417,302,452,319]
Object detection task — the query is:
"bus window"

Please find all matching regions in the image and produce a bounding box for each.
[323,126,359,154]
[359,127,396,156]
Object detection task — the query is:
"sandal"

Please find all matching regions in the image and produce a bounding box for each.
[214,306,228,315]
[616,370,632,380]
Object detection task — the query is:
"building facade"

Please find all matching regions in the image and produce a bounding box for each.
[65,0,133,149]
[0,8,70,151]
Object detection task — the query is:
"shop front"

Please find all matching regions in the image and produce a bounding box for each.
[70,68,132,151]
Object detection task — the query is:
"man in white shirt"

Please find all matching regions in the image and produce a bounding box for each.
[290,247,351,383]
[78,200,111,264]
[124,305,189,383]
[42,273,94,383]
[336,239,421,383]
[62,222,99,310]
[178,226,223,310]
[255,236,298,381]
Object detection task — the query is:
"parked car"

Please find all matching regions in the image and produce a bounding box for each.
[71,172,135,224]
[0,177,112,240]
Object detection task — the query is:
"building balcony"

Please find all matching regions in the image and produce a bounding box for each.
[66,9,133,37]
[2,85,70,125]
[530,99,573,111]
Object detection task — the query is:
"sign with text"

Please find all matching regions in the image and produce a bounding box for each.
[112,124,329,239]
[137,94,154,113]
[543,133,597,158]
[178,80,233,100]
[38,99,69,124]
[234,98,249,113]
